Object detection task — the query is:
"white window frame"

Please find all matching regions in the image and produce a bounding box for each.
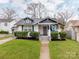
[23,25,32,31]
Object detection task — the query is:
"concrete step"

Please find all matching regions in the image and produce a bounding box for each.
[39,36,49,41]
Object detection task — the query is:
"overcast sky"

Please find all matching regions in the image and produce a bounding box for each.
[0,0,79,19]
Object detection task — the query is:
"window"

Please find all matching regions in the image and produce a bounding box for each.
[51,25,57,31]
[23,26,32,31]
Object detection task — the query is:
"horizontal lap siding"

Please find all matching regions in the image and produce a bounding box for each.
[34,25,39,32]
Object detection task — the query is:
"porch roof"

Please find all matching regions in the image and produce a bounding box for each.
[34,18,57,24]
[38,23,58,25]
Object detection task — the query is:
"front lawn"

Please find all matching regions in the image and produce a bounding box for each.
[49,40,79,59]
[0,40,40,59]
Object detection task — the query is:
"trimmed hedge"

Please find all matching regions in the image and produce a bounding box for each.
[51,32,59,40]
[51,32,67,41]
[59,32,66,40]
[14,31,40,40]
[14,31,28,39]
[0,31,9,34]
[30,32,40,40]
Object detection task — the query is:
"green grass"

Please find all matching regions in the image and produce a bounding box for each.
[49,40,79,59]
[0,40,40,59]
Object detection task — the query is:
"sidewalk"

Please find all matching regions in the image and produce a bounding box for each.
[0,34,7,38]
[40,41,50,59]
[0,37,13,44]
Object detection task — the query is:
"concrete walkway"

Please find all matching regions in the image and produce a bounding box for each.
[0,34,8,38]
[0,37,13,44]
[40,41,50,59]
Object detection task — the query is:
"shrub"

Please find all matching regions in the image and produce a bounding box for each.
[14,31,28,38]
[59,32,66,40]
[66,31,72,39]
[51,32,59,40]
[0,31,9,34]
[30,32,39,40]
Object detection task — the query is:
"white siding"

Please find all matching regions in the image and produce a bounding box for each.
[17,26,22,31]
[74,27,79,42]
[58,25,62,32]
[65,22,79,41]
[0,23,10,32]
[76,32,79,42]
[71,27,76,40]
[0,19,21,33]
[34,25,39,32]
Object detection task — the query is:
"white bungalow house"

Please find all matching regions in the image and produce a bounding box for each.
[0,18,20,33]
[13,17,63,40]
[65,20,79,42]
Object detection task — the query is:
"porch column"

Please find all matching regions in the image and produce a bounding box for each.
[48,25,51,41]
[58,25,61,32]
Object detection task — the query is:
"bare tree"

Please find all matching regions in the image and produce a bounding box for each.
[55,10,74,30]
[37,2,46,18]
[0,7,17,20]
[56,10,74,25]
[24,3,38,18]
[24,2,46,18]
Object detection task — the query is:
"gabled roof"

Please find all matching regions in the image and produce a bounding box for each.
[39,18,57,23]
[35,18,57,24]
[15,17,33,25]
[67,20,79,26]
[23,17,33,22]
[32,17,57,24]
[15,17,64,25]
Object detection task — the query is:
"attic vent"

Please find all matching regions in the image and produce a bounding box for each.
[25,19,32,23]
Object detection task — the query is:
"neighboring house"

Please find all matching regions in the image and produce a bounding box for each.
[65,20,79,42]
[0,19,20,33]
[14,17,63,40]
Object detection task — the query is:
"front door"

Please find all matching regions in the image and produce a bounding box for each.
[43,26,48,35]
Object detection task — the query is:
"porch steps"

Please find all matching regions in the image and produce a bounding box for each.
[39,36,49,41]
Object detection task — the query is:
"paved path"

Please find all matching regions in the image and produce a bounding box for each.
[0,34,7,38]
[0,37,13,44]
[40,41,50,59]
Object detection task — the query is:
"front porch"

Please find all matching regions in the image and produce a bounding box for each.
[38,24,51,36]
[38,23,57,41]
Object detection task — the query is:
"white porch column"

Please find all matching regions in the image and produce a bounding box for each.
[58,25,61,32]
[48,25,50,36]
[48,25,51,41]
